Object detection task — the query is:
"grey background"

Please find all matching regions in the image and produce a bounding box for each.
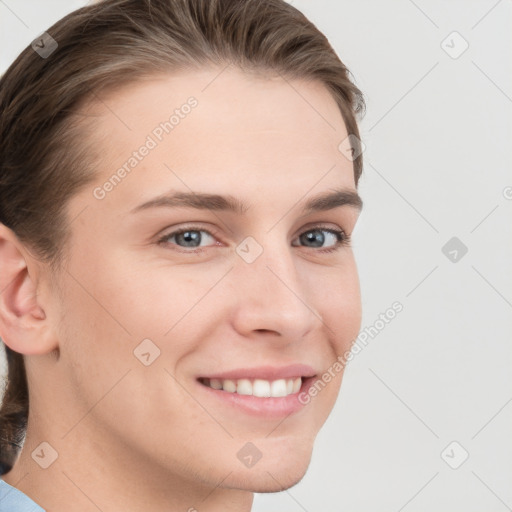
[1,1,511,511]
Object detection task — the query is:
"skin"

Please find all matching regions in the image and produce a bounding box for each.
[0,66,362,512]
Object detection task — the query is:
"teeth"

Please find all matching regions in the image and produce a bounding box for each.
[237,379,252,395]
[223,379,237,393]
[270,379,287,397]
[253,379,271,397]
[203,377,303,397]
[210,378,223,390]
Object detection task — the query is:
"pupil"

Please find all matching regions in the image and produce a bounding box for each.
[178,230,200,247]
[302,230,324,247]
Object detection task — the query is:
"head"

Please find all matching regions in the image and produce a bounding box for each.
[0,0,364,497]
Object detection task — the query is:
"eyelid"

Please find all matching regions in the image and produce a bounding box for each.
[156,222,222,243]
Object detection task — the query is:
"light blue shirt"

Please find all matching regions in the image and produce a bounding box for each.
[0,479,45,512]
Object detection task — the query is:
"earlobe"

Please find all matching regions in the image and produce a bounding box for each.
[0,223,56,355]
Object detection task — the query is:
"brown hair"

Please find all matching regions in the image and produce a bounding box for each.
[0,0,365,473]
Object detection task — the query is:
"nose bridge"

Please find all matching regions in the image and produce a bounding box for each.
[229,232,321,337]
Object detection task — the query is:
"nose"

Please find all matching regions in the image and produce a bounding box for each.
[229,237,323,342]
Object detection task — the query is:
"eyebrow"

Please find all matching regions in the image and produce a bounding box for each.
[130,187,363,215]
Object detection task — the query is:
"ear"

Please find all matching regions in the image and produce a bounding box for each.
[0,223,58,355]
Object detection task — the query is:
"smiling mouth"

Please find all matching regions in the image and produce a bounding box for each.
[198,376,303,398]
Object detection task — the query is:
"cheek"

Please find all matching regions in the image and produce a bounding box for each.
[312,258,362,354]
[51,251,152,388]
[52,260,200,440]
[55,253,217,385]
[54,273,135,380]
[307,260,361,412]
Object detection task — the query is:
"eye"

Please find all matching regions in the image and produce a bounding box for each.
[157,225,350,253]
[292,227,350,253]
[158,227,217,250]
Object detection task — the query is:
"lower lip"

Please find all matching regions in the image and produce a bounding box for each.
[195,377,316,418]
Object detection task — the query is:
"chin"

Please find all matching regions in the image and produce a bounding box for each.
[226,460,311,493]
[224,437,314,493]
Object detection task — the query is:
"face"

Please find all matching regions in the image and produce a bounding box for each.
[39,67,362,492]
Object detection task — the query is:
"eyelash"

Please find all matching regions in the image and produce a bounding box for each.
[157,224,351,254]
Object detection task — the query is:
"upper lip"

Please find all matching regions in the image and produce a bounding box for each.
[198,364,317,381]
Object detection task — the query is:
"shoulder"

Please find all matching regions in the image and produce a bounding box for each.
[0,478,46,512]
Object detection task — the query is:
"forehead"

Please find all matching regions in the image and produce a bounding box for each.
[75,67,355,216]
